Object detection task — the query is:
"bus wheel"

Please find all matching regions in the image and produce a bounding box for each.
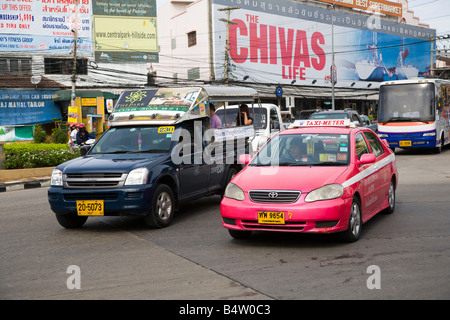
[434,134,443,153]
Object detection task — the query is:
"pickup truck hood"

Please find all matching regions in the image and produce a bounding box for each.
[58,153,169,174]
[233,165,349,193]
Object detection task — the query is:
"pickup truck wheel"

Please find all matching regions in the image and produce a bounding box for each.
[55,214,88,228]
[145,184,175,228]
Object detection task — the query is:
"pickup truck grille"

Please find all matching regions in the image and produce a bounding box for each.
[249,190,301,203]
[64,173,127,189]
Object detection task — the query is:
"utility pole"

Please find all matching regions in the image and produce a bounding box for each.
[330,0,342,110]
[71,0,79,108]
[218,6,239,85]
[430,36,435,77]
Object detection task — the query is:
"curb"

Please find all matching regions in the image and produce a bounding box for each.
[0,177,51,193]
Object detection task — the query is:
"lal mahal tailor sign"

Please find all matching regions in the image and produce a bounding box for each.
[0,89,62,126]
[0,0,93,54]
[212,0,435,89]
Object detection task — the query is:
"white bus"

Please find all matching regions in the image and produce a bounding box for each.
[378,79,450,153]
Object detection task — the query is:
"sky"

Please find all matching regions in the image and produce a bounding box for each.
[156,0,450,36]
[408,0,450,36]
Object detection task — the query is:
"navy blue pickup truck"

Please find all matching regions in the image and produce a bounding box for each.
[48,86,258,228]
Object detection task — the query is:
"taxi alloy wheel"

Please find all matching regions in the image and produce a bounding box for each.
[145,184,174,228]
[384,180,395,214]
[340,197,362,242]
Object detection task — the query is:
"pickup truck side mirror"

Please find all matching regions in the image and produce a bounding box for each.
[239,154,251,164]
[80,145,92,156]
[271,120,280,130]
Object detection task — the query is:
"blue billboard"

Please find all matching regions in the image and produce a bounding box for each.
[0,90,62,126]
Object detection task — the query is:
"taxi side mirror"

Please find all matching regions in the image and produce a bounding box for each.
[239,154,251,164]
[359,153,376,165]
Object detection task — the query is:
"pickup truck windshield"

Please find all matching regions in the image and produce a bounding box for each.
[250,133,350,166]
[90,126,173,154]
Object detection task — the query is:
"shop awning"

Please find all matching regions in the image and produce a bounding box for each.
[53,90,117,101]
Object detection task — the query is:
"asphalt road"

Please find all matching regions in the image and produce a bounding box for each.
[1,147,449,302]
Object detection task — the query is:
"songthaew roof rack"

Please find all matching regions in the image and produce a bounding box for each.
[108,86,258,127]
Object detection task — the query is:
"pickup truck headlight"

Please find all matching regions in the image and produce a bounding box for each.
[224,183,245,201]
[125,168,149,185]
[305,184,343,202]
[51,169,63,186]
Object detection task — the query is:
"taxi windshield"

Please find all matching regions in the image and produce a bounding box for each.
[250,133,350,166]
[90,126,173,154]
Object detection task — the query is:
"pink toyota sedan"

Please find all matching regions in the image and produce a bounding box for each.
[221,120,398,242]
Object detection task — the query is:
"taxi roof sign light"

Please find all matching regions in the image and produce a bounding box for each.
[289,119,354,129]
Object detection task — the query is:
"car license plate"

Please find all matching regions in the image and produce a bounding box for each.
[76,200,104,216]
[257,211,285,224]
[399,140,412,147]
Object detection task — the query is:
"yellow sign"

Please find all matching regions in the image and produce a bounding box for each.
[81,98,97,106]
[93,16,158,52]
[158,126,175,133]
[68,106,80,123]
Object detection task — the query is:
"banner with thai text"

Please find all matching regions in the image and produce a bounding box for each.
[0,0,93,53]
[212,0,435,89]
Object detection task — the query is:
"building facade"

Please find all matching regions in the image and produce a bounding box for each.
[155,0,436,118]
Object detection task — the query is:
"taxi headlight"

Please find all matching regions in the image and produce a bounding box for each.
[305,184,343,202]
[51,169,63,186]
[224,183,245,201]
[125,168,149,185]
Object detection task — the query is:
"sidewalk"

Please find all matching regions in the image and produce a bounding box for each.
[0,167,54,192]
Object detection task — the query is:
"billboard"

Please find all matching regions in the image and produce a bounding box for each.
[212,0,435,89]
[92,0,158,63]
[0,0,93,54]
[0,90,62,126]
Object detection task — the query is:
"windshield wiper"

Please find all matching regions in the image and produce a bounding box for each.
[381,117,410,125]
[278,162,310,166]
[312,162,347,166]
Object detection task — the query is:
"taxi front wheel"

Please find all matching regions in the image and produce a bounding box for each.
[340,197,362,243]
[145,184,175,228]
[228,229,252,239]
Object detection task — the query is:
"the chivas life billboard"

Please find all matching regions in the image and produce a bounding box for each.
[212,0,435,89]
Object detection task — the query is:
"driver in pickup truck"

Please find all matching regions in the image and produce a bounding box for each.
[236,104,253,126]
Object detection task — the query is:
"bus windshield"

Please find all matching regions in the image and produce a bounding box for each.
[378,83,435,124]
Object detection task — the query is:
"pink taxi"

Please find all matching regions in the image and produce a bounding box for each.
[221,120,398,242]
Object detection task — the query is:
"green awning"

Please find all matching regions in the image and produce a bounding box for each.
[53,90,117,101]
